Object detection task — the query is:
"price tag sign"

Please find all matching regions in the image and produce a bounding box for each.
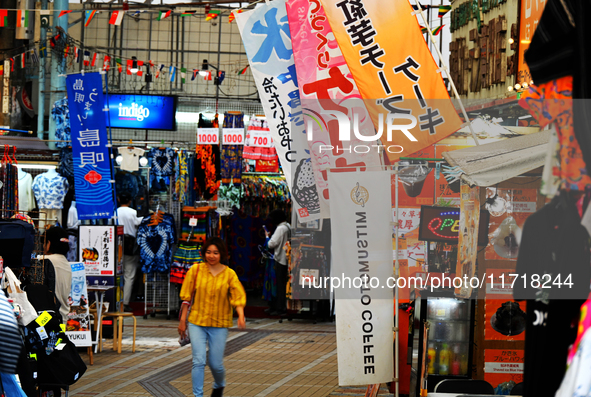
[35,311,52,327]
[222,128,245,145]
[197,128,219,145]
[189,217,198,227]
[247,131,273,147]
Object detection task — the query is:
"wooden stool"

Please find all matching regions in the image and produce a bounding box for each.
[99,312,136,354]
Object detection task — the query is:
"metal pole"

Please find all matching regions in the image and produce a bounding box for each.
[439,0,443,67]
[147,14,152,93]
[215,12,222,111]
[48,0,69,150]
[416,0,480,146]
[80,2,85,72]
[37,0,48,139]
[395,162,399,397]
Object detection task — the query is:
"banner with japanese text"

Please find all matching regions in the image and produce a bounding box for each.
[484,349,524,390]
[236,2,322,221]
[329,171,393,385]
[66,72,114,219]
[286,0,383,217]
[454,182,480,298]
[319,0,462,162]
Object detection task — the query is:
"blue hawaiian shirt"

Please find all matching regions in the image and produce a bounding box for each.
[32,173,70,209]
[51,98,71,148]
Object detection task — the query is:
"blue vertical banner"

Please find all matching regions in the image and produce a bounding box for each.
[66,72,114,219]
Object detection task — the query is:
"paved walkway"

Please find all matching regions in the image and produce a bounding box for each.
[69,316,392,397]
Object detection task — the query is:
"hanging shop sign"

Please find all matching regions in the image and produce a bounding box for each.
[454,182,480,298]
[329,170,394,386]
[484,349,524,389]
[65,262,91,347]
[236,0,322,222]
[286,0,383,218]
[106,94,176,130]
[448,0,519,96]
[517,0,546,85]
[319,0,462,163]
[197,128,220,145]
[79,226,116,276]
[222,128,245,145]
[66,72,114,219]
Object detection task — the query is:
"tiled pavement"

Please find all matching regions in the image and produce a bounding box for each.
[69,316,393,397]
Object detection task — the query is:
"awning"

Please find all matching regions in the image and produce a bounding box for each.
[441,130,550,187]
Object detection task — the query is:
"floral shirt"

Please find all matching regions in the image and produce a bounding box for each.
[32,172,69,209]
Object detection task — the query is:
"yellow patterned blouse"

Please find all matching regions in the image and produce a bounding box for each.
[180,263,247,328]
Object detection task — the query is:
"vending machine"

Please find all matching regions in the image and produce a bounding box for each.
[409,288,475,397]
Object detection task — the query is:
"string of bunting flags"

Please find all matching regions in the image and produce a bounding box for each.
[0,6,244,28]
[0,29,250,81]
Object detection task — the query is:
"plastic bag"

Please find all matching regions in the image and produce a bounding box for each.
[4,267,38,326]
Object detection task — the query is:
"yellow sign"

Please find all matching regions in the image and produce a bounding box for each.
[35,311,52,327]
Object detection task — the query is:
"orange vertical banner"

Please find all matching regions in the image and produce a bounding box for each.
[319,0,462,162]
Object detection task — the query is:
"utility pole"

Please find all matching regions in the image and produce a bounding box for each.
[47,0,67,149]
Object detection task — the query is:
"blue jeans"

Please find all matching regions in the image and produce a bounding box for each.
[188,324,228,397]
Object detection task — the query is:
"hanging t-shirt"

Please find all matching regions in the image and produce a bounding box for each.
[149,148,175,177]
[18,171,35,212]
[32,171,69,209]
[51,98,71,148]
[137,214,176,273]
[118,147,145,172]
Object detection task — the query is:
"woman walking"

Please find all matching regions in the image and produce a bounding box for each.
[178,237,246,397]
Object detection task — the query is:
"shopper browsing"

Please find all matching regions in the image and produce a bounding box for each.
[116,193,143,312]
[178,237,246,397]
[266,210,291,316]
[43,226,73,323]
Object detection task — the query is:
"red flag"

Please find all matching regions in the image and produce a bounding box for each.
[58,10,72,18]
[91,52,98,67]
[126,59,144,76]
[109,10,124,25]
[0,10,8,27]
[103,55,111,71]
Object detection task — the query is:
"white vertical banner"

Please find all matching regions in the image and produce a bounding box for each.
[235,1,322,222]
[329,170,394,386]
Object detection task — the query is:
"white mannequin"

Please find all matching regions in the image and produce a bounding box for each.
[67,201,80,229]
[44,166,58,176]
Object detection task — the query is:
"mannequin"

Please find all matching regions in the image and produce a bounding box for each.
[32,167,69,231]
[17,166,35,212]
[66,200,80,261]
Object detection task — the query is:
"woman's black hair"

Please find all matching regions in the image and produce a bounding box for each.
[45,226,70,256]
[269,209,287,226]
[201,237,228,262]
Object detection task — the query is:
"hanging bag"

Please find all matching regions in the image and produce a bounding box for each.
[178,264,200,346]
[4,267,38,326]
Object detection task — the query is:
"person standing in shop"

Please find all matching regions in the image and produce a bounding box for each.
[266,209,291,316]
[116,193,143,312]
[43,226,73,323]
[178,237,246,397]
